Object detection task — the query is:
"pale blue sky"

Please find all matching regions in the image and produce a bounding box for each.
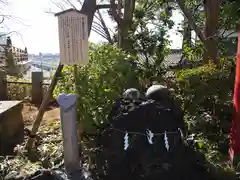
[3,0,184,54]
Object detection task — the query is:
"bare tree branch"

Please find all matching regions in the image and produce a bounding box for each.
[91,9,113,43]
[0,16,4,24]
[96,10,113,43]
[193,3,203,14]
[49,0,113,43]
[63,0,77,9]
[175,0,206,44]
[96,4,110,9]
[92,19,109,35]
[93,12,102,22]
[92,21,105,30]
[75,0,111,41]
[220,31,237,39]
[110,0,122,25]
[92,26,109,39]
[50,0,66,10]
[44,9,55,15]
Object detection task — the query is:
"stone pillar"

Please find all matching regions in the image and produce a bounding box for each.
[58,93,81,179]
[31,72,43,105]
[0,71,7,100]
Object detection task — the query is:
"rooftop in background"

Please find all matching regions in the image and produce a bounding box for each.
[164,49,182,67]
[54,8,82,17]
[29,49,183,67]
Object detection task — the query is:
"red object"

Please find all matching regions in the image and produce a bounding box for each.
[229,31,240,163]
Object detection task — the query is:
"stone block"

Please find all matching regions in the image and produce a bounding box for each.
[0,101,24,155]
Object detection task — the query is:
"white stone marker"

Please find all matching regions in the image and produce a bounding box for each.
[57,93,81,178]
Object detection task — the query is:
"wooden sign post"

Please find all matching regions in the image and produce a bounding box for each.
[55,8,89,142]
[25,9,89,155]
[55,8,89,144]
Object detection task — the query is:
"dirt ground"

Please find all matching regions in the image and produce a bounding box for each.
[22,103,60,128]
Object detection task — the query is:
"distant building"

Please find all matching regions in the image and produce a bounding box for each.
[163,49,182,67]
[0,33,30,75]
[31,53,60,62]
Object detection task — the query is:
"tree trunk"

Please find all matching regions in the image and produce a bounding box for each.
[81,0,97,33]
[203,0,220,63]
[119,0,135,52]
[176,0,205,46]
[176,0,220,64]
[112,0,135,52]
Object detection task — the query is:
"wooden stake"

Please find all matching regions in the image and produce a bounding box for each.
[25,64,64,151]
[73,65,82,137]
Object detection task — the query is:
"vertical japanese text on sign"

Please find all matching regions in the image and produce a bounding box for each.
[57,10,88,65]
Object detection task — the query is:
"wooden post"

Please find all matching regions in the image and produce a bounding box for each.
[25,64,63,152]
[31,72,43,105]
[229,31,240,166]
[58,93,81,178]
[74,65,81,134]
[0,71,7,100]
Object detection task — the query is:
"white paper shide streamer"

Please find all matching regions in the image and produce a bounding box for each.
[121,128,179,151]
[146,129,154,144]
[124,132,129,150]
[178,128,184,139]
[164,131,169,151]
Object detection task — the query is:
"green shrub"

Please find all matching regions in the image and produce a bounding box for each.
[54,44,140,131]
[169,59,235,155]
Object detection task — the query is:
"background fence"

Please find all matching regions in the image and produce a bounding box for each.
[0,71,51,105]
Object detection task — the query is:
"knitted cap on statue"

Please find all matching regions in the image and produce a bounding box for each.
[123,88,140,100]
[146,84,169,101]
[146,84,186,134]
